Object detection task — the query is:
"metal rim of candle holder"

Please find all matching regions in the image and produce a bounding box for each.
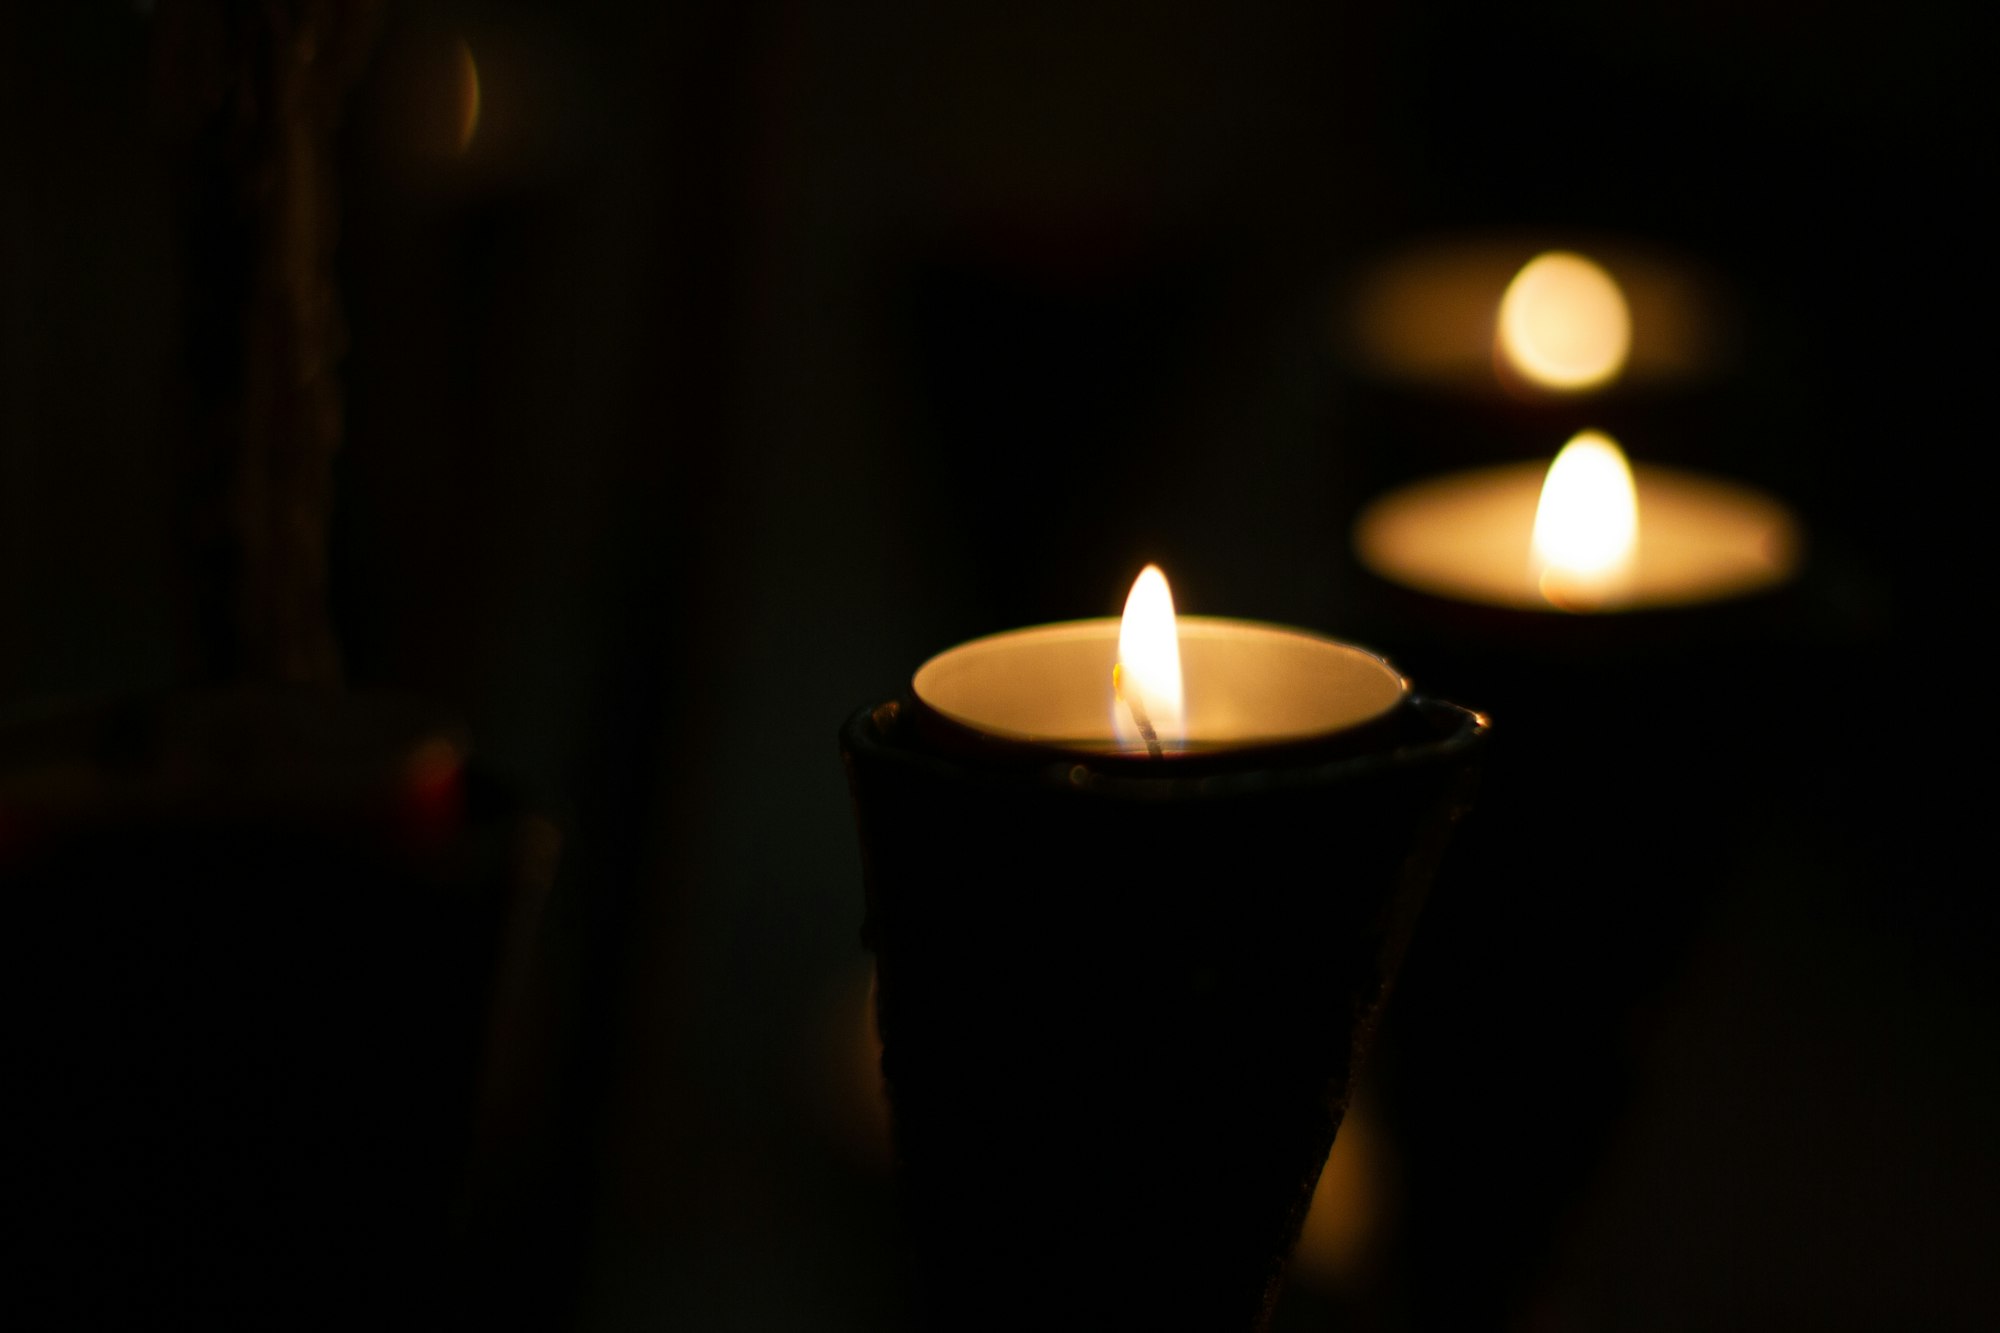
[844,694,1490,802]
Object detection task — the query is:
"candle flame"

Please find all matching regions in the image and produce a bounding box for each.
[1532,431,1639,610]
[1498,251,1632,391]
[1114,565,1184,753]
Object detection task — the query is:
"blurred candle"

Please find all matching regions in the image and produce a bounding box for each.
[1496,252,1632,392]
[1346,238,1731,395]
[1353,430,1800,612]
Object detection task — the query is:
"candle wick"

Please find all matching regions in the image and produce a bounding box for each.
[1114,662,1165,759]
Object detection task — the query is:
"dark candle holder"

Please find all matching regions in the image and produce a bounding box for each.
[842,693,1487,1331]
[1344,568,1819,1329]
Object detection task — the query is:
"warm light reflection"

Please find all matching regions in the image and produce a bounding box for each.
[1498,251,1631,391]
[1532,431,1639,610]
[1291,1094,1393,1290]
[454,39,482,154]
[1114,565,1184,754]
[847,967,892,1162]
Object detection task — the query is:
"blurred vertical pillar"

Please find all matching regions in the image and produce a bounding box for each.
[330,2,773,1324]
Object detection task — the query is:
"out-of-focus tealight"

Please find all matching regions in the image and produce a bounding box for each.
[1354,439,1800,613]
[1345,238,1731,394]
[1497,252,1631,392]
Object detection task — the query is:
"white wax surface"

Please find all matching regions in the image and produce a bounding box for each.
[1353,462,1801,611]
[912,617,1408,754]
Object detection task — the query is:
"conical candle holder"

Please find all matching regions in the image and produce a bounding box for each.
[842,694,1486,1331]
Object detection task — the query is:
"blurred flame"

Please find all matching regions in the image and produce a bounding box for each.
[1498,251,1631,391]
[454,39,482,154]
[1114,565,1184,752]
[1532,431,1639,610]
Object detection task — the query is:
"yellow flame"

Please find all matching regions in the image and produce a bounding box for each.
[1532,431,1639,610]
[454,39,482,155]
[1114,565,1184,752]
[1497,251,1632,391]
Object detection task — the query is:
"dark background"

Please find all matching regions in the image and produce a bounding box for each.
[2,2,1989,1329]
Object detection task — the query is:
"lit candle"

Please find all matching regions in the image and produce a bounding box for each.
[1496,252,1632,393]
[1353,429,1801,614]
[909,565,1409,760]
[1346,238,1732,396]
[1350,228,1798,614]
[841,567,1487,1331]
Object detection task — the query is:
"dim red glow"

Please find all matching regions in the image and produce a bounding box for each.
[398,736,464,847]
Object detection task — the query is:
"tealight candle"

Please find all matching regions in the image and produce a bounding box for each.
[1345,237,1733,397]
[1353,430,1801,615]
[910,569,1409,760]
[1337,239,1745,544]
[843,567,1486,1332]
